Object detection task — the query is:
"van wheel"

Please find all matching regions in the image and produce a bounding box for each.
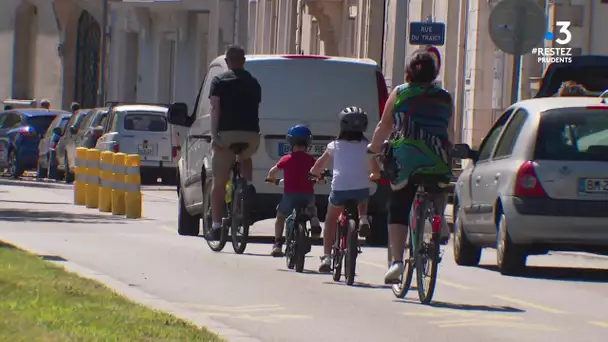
[496,213,526,275]
[453,205,481,266]
[178,188,200,236]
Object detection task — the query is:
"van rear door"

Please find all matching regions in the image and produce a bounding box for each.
[247,57,384,162]
[119,111,172,163]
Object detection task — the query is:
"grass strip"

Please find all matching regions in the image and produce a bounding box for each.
[0,241,223,341]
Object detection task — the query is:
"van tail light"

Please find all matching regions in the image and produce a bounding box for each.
[172,146,179,158]
[514,161,547,198]
[375,70,388,117]
[113,144,119,153]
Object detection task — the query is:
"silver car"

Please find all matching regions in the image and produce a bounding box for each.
[452,96,608,275]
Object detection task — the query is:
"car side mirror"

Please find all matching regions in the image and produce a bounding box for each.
[52,127,62,135]
[69,126,77,134]
[167,102,193,127]
[452,143,478,161]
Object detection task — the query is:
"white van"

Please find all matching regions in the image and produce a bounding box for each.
[96,104,178,184]
[170,55,391,245]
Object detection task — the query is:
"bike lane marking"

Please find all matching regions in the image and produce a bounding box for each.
[178,303,312,324]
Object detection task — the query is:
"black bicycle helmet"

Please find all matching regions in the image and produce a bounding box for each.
[339,106,368,132]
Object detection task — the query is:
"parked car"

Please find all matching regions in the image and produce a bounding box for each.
[0,109,68,178]
[452,96,608,275]
[167,54,390,245]
[56,108,108,182]
[95,104,177,185]
[535,55,608,98]
[37,113,71,178]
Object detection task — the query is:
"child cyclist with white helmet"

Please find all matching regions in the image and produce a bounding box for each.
[310,107,375,273]
[267,125,323,257]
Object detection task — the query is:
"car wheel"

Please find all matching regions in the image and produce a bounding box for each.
[8,150,24,179]
[453,203,481,266]
[177,188,201,236]
[496,212,526,275]
[366,212,388,246]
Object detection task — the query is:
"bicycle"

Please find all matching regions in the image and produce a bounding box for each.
[369,141,447,303]
[391,175,449,304]
[203,142,252,254]
[265,178,315,273]
[311,170,362,286]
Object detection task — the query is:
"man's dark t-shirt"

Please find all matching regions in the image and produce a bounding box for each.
[209,68,261,132]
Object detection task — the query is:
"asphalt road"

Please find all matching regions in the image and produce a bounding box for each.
[1,182,608,342]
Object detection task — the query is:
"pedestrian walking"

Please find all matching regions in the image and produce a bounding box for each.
[70,102,80,114]
[40,99,51,109]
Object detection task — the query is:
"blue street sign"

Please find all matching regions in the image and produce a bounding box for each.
[409,22,446,46]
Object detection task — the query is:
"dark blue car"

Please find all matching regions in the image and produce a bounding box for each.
[0,109,69,178]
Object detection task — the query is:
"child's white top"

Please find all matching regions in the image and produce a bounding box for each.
[326,140,370,191]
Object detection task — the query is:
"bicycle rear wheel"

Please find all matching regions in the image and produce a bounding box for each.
[231,178,250,254]
[345,219,358,286]
[332,223,345,281]
[392,225,415,298]
[294,223,307,273]
[415,198,439,304]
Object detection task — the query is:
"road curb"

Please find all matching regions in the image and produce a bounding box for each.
[0,178,72,190]
[7,243,261,342]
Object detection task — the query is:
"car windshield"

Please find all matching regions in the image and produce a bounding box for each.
[534,108,608,161]
[26,115,57,135]
[123,112,168,132]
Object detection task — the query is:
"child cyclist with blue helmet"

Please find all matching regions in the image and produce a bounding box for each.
[266,125,322,257]
[310,107,375,273]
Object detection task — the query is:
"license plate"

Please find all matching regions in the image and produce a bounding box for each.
[580,178,608,193]
[278,143,326,157]
[138,144,153,155]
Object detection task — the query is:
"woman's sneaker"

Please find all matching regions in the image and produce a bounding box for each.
[318,255,331,273]
[384,262,404,284]
[271,243,284,257]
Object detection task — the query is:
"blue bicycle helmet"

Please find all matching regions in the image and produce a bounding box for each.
[287,125,312,147]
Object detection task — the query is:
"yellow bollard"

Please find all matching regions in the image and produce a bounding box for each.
[74,147,88,205]
[111,153,127,215]
[98,151,114,212]
[125,154,142,218]
[85,149,101,209]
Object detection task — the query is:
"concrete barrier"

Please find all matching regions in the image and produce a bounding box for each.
[73,147,88,205]
[125,154,142,219]
[111,153,127,215]
[98,151,114,212]
[85,149,100,209]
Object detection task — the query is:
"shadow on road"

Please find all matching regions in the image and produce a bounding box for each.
[0,199,73,205]
[477,264,608,283]
[0,208,126,224]
[397,298,525,313]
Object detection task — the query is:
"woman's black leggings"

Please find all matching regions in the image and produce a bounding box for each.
[388,182,446,226]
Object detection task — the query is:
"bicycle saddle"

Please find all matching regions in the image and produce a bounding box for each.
[229,142,249,154]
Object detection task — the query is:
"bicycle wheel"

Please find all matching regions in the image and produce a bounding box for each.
[344,219,358,286]
[415,197,439,304]
[294,223,307,273]
[285,226,296,269]
[392,225,415,298]
[204,189,228,252]
[332,223,344,282]
[231,178,250,254]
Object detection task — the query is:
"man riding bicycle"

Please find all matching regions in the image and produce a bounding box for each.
[368,50,454,284]
[209,45,262,240]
